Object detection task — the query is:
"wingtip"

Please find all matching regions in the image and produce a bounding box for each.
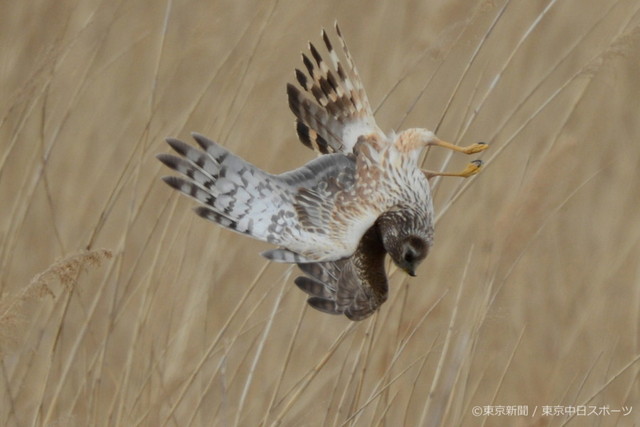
[191,132,216,149]
[322,27,332,50]
[334,21,342,36]
[165,137,190,155]
[294,276,320,295]
[295,121,311,148]
[301,52,313,71]
[192,205,210,218]
[288,91,302,116]
[161,175,183,190]
[294,68,308,89]
[308,41,322,63]
[345,310,372,322]
[156,153,178,168]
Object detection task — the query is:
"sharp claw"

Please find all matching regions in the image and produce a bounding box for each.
[464,142,489,154]
[422,160,484,179]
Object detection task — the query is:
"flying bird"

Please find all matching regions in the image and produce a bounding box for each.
[289,24,486,319]
[158,122,482,266]
[157,24,487,320]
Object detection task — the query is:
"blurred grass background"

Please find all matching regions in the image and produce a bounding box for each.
[1,0,640,425]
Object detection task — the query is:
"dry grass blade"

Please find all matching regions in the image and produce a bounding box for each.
[350,288,450,418]
[234,268,291,427]
[260,303,308,426]
[0,249,113,356]
[38,249,115,426]
[342,352,430,426]
[270,323,357,427]
[346,314,378,421]
[560,353,640,427]
[478,325,526,427]
[160,261,272,425]
[419,247,473,426]
[1,0,639,425]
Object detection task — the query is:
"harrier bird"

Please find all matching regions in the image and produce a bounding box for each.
[157,24,487,320]
[288,24,486,319]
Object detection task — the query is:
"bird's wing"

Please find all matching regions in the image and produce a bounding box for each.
[288,22,385,155]
[159,134,368,263]
[262,152,375,263]
[294,224,389,321]
[295,259,387,321]
[277,151,357,189]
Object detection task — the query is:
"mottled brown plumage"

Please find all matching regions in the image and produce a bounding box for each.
[295,221,388,321]
[158,23,487,321]
[290,24,486,320]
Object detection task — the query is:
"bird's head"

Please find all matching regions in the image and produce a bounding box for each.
[376,207,433,276]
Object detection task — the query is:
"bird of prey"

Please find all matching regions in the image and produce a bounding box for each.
[288,24,486,319]
[157,24,487,320]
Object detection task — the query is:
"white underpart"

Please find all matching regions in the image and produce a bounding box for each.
[342,121,383,152]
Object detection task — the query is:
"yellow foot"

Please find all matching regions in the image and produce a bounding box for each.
[429,140,489,154]
[423,159,484,179]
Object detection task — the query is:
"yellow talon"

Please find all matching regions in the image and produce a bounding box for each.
[462,142,489,154]
[429,139,489,155]
[457,159,483,177]
[423,159,484,179]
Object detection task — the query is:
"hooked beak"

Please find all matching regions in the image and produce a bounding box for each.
[404,266,417,277]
